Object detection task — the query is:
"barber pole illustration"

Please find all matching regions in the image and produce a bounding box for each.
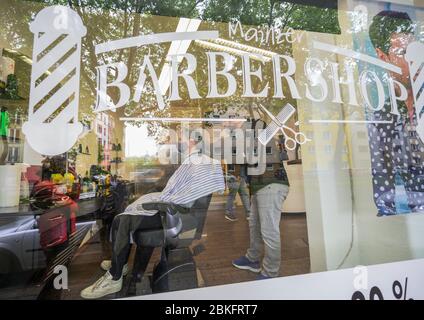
[22,6,86,156]
[406,41,424,143]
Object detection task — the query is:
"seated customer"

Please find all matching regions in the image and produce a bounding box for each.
[80,136,225,299]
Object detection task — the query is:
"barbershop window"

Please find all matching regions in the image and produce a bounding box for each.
[0,0,423,301]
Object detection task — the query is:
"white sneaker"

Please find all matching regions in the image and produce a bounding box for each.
[100,260,129,276]
[80,272,122,299]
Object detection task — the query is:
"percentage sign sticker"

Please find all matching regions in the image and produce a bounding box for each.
[352,277,414,300]
[352,286,384,300]
[392,278,413,300]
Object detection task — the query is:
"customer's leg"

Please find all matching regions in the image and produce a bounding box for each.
[80,213,162,299]
[246,195,262,262]
[256,184,289,277]
[109,213,161,280]
[226,179,239,215]
[225,189,237,215]
[109,215,136,280]
[238,178,250,217]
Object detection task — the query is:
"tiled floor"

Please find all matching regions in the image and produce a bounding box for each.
[194,210,310,286]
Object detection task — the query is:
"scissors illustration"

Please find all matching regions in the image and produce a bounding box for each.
[258,103,311,151]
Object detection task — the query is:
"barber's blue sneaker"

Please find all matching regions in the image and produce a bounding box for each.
[256,273,271,280]
[232,256,261,273]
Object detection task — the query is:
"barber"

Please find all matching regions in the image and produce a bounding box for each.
[232,135,290,279]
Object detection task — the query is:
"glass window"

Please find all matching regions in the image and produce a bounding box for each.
[0,0,423,301]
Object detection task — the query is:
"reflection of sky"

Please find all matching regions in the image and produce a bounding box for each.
[125,124,158,157]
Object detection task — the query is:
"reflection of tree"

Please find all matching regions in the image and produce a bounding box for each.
[1,0,198,144]
[1,0,341,148]
[202,0,340,33]
[199,0,341,140]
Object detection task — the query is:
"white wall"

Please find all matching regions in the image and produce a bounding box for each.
[295,30,360,273]
[300,2,424,273]
[350,151,424,265]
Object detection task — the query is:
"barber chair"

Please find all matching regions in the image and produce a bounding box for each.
[128,194,212,295]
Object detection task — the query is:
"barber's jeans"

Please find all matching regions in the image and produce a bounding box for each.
[109,213,162,280]
[246,183,289,277]
[226,178,250,216]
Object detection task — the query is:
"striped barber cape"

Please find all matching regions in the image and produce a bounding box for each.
[123,152,225,216]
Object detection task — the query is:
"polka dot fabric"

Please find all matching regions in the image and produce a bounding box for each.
[367,102,424,216]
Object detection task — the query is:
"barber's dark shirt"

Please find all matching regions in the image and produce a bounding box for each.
[248,161,289,194]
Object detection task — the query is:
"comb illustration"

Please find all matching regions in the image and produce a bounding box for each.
[258,103,296,145]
